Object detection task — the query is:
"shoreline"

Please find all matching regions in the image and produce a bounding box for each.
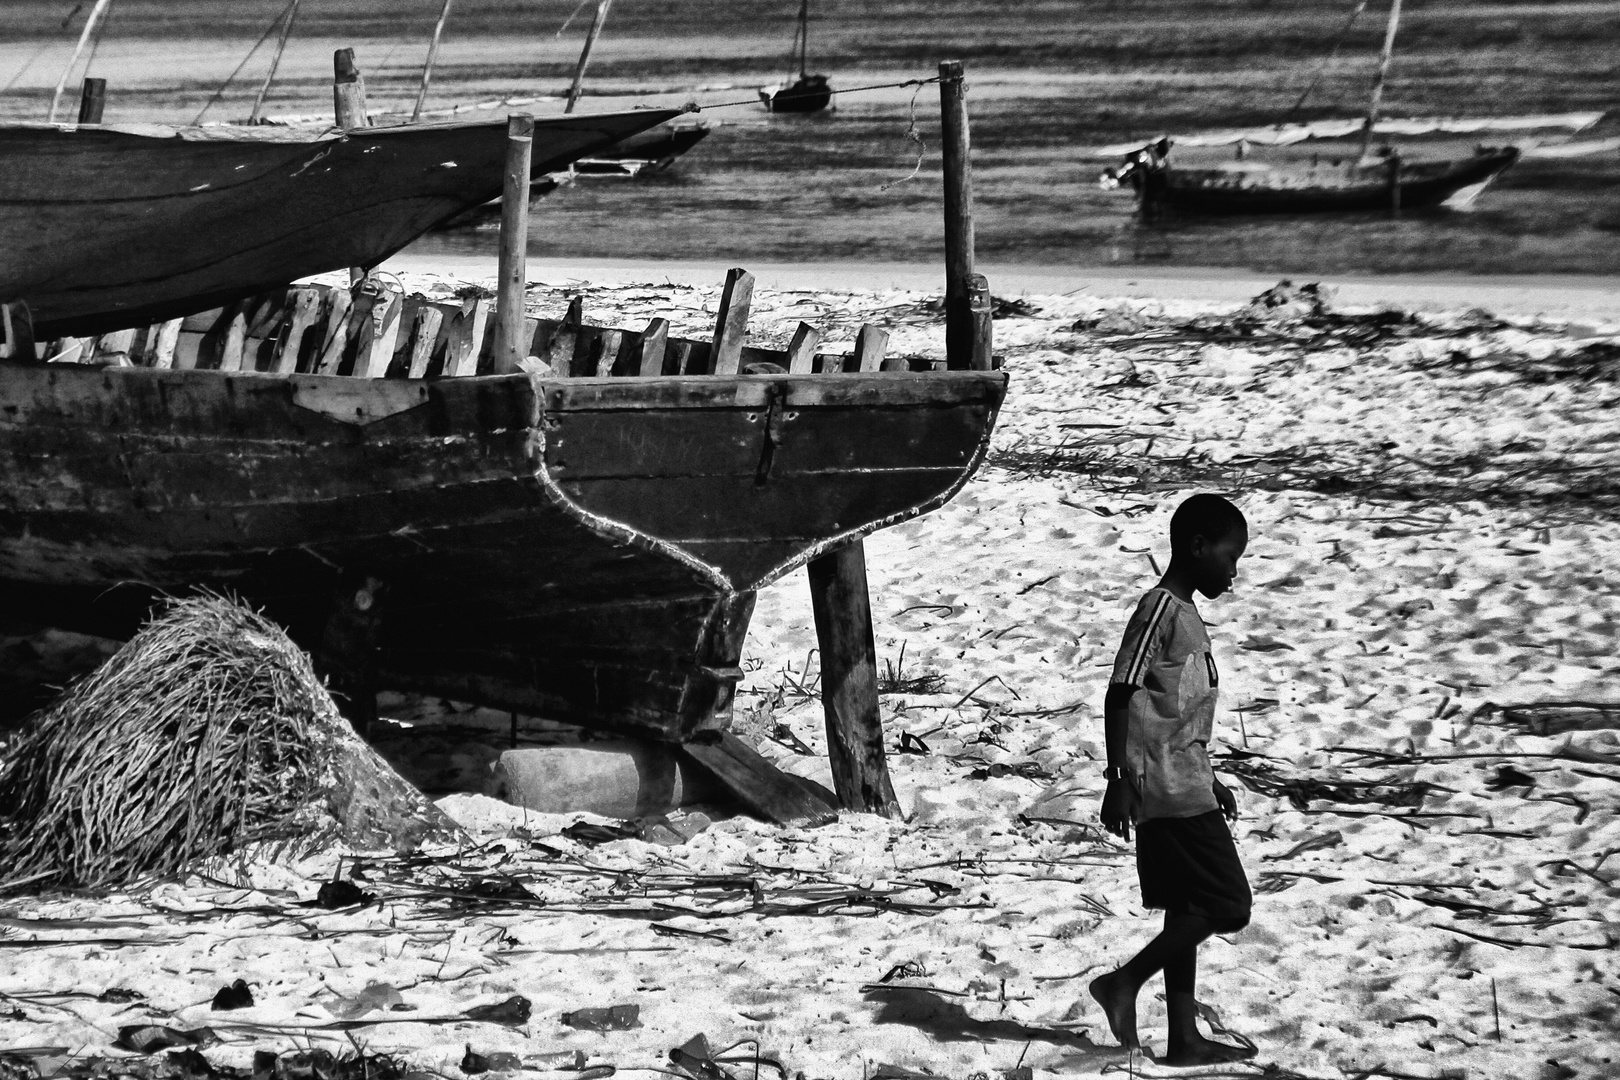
[381,253,1620,322]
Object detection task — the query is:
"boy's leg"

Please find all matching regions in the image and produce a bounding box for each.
[1088,910,1214,1050]
[1163,926,1258,1065]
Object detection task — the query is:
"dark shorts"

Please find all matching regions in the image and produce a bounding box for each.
[1136,809,1252,930]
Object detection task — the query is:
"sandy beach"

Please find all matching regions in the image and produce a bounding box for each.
[2,260,1617,1080]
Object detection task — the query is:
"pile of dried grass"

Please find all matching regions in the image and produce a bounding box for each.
[0,594,338,891]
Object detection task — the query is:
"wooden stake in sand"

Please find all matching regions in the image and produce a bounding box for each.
[938,59,992,372]
[491,114,535,375]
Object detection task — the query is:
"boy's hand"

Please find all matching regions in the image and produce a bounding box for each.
[1100,777,1140,841]
[1213,778,1238,823]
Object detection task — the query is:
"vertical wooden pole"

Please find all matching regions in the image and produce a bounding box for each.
[939,60,991,371]
[807,540,900,817]
[638,317,669,376]
[491,114,535,375]
[47,0,112,122]
[565,0,614,114]
[76,78,106,124]
[786,322,821,373]
[412,0,456,123]
[250,0,303,124]
[333,48,369,129]
[710,267,754,375]
[851,324,889,372]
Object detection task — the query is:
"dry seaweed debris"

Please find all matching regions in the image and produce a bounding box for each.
[0,594,458,894]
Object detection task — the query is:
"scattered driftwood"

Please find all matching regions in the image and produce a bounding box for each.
[0,595,461,893]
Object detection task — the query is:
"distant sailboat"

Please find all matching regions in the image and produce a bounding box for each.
[1103,0,1522,216]
[759,0,832,114]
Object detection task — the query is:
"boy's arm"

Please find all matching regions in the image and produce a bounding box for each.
[1099,684,1141,840]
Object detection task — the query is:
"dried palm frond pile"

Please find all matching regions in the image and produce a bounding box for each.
[0,594,453,893]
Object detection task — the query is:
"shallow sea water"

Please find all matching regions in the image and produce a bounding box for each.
[1,1,1615,276]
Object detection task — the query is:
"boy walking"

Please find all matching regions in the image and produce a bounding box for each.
[1089,493,1256,1066]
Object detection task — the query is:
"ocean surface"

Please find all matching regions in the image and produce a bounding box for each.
[2,0,1616,277]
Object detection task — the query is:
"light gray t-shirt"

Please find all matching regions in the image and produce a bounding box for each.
[1110,588,1221,820]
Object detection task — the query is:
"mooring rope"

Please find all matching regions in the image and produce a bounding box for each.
[190,0,299,125]
[877,77,929,191]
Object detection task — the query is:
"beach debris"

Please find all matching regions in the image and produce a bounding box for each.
[115,1026,217,1054]
[323,982,407,1020]
[561,1004,640,1031]
[315,880,374,909]
[0,594,463,892]
[1485,764,1537,790]
[209,981,254,1012]
[459,1046,522,1075]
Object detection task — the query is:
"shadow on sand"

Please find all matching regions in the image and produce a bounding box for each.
[864,986,1125,1072]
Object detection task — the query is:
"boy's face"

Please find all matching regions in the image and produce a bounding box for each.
[1191,526,1248,598]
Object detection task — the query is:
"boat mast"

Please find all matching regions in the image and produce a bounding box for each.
[410,0,455,123]
[249,0,303,125]
[564,0,613,114]
[47,0,114,122]
[1360,0,1402,157]
[798,0,810,78]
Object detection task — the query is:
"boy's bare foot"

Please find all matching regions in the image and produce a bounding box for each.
[1162,1033,1258,1067]
[1088,971,1140,1050]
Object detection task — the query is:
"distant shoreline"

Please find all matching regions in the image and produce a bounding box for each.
[381,253,1620,322]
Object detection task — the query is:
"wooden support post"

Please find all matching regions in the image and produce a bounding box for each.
[1,302,36,363]
[216,307,248,372]
[969,272,992,369]
[807,539,900,817]
[333,48,368,129]
[638,317,669,376]
[249,0,302,124]
[76,77,106,124]
[786,322,821,373]
[670,340,696,375]
[405,305,444,378]
[491,114,535,375]
[852,324,890,372]
[710,267,754,375]
[358,287,404,377]
[314,288,355,375]
[93,329,137,366]
[939,59,991,371]
[593,329,623,376]
[565,0,614,114]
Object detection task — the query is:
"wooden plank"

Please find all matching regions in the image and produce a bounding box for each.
[313,288,355,375]
[491,114,535,375]
[215,307,248,372]
[669,340,696,375]
[709,267,754,376]
[405,304,444,379]
[543,295,583,376]
[679,733,837,827]
[92,329,137,366]
[357,287,404,378]
[2,302,36,363]
[638,317,669,377]
[592,329,622,377]
[786,322,821,374]
[807,540,900,817]
[277,287,324,374]
[545,370,1005,411]
[76,77,106,125]
[442,297,489,378]
[148,318,181,369]
[852,324,890,372]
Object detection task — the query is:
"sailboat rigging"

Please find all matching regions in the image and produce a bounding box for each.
[758,0,832,114]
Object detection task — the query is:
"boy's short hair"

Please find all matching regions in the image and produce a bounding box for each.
[1170,494,1247,554]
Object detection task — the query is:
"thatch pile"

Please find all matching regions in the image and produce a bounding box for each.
[0,595,460,892]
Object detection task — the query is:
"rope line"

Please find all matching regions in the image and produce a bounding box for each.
[877,78,928,191]
[190,0,298,125]
[688,74,940,112]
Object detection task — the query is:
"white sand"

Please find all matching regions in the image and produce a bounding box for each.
[2,266,1617,1080]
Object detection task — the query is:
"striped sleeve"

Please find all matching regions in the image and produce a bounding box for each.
[1110,591,1174,688]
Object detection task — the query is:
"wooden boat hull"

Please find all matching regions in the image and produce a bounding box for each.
[575,124,711,175]
[0,365,1005,740]
[759,75,833,114]
[0,111,680,338]
[1142,147,1520,214]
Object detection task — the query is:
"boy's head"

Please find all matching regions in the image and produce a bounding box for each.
[1169,494,1248,598]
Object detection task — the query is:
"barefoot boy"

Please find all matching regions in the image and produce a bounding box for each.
[1089,493,1256,1066]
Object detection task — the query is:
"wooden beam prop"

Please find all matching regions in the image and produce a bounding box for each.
[491,114,535,375]
[544,295,583,375]
[249,0,303,124]
[939,60,991,371]
[47,0,112,123]
[709,268,754,376]
[333,48,368,129]
[564,0,614,115]
[679,733,837,827]
[76,77,106,124]
[405,304,444,378]
[807,539,901,817]
[411,0,455,123]
[277,287,323,374]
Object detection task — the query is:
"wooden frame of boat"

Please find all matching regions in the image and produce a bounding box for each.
[0,272,1004,761]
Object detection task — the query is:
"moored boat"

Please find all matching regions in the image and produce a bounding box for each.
[0,110,680,339]
[759,0,833,114]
